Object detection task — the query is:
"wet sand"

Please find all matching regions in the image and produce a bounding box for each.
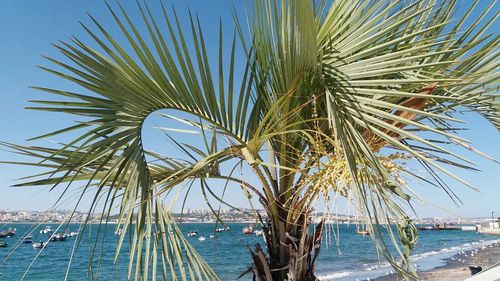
[375,241,500,281]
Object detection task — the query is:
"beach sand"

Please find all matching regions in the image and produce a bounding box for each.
[375,241,500,281]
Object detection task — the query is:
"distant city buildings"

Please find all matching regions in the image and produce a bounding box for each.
[174,208,267,223]
[0,208,497,225]
[0,209,87,223]
[0,208,265,224]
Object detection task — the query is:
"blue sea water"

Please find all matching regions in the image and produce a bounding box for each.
[0,223,498,280]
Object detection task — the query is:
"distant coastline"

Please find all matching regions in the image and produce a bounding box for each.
[1,209,497,225]
[0,220,259,225]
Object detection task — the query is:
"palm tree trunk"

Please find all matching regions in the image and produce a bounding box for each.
[250,210,324,281]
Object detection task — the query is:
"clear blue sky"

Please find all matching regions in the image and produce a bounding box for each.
[0,1,498,219]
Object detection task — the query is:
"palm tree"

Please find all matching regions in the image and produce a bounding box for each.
[3,0,498,280]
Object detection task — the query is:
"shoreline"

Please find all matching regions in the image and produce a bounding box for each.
[374,240,500,281]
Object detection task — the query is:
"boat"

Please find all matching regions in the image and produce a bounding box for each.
[242,224,254,235]
[0,231,7,238]
[187,230,198,237]
[22,235,33,244]
[215,227,229,232]
[6,228,16,237]
[56,233,67,241]
[114,229,122,236]
[40,226,53,234]
[68,231,78,237]
[209,235,215,239]
[50,233,67,242]
[198,236,206,241]
[356,230,370,236]
[0,242,7,247]
[33,242,47,249]
[254,230,263,236]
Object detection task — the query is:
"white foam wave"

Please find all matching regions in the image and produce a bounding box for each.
[409,238,500,262]
[317,271,350,279]
[316,238,500,280]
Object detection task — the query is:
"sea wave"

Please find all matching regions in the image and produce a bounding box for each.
[409,238,500,262]
[317,272,351,279]
[317,238,500,281]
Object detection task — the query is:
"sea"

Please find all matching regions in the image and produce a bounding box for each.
[0,223,498,281]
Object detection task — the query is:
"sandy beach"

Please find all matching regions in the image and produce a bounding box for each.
[375,241,500,281]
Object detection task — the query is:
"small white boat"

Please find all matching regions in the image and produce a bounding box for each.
[50,233,67,242]
[254,230,263,236]
[198,236,206,241]
[69,231,78,237]
[215,227,229,232]
[40,226,53,235]
[209,235,215,239]
[187,230,198,237]
[33,242,47,249]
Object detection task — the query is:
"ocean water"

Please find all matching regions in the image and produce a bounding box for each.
[0,223,498,280]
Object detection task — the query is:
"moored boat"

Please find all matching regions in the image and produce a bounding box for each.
[356,230,370,236]
[22,235,33,244]
[40,226,53,234]
[187,230,198,237]
[0,231,7,238]
[50,233,67,242]
[0,242,7,247]
[6,228,16,237]
[242,224,254,235]
[33,242,47,249]
[198,236,206,241]
[215,227,229,232]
